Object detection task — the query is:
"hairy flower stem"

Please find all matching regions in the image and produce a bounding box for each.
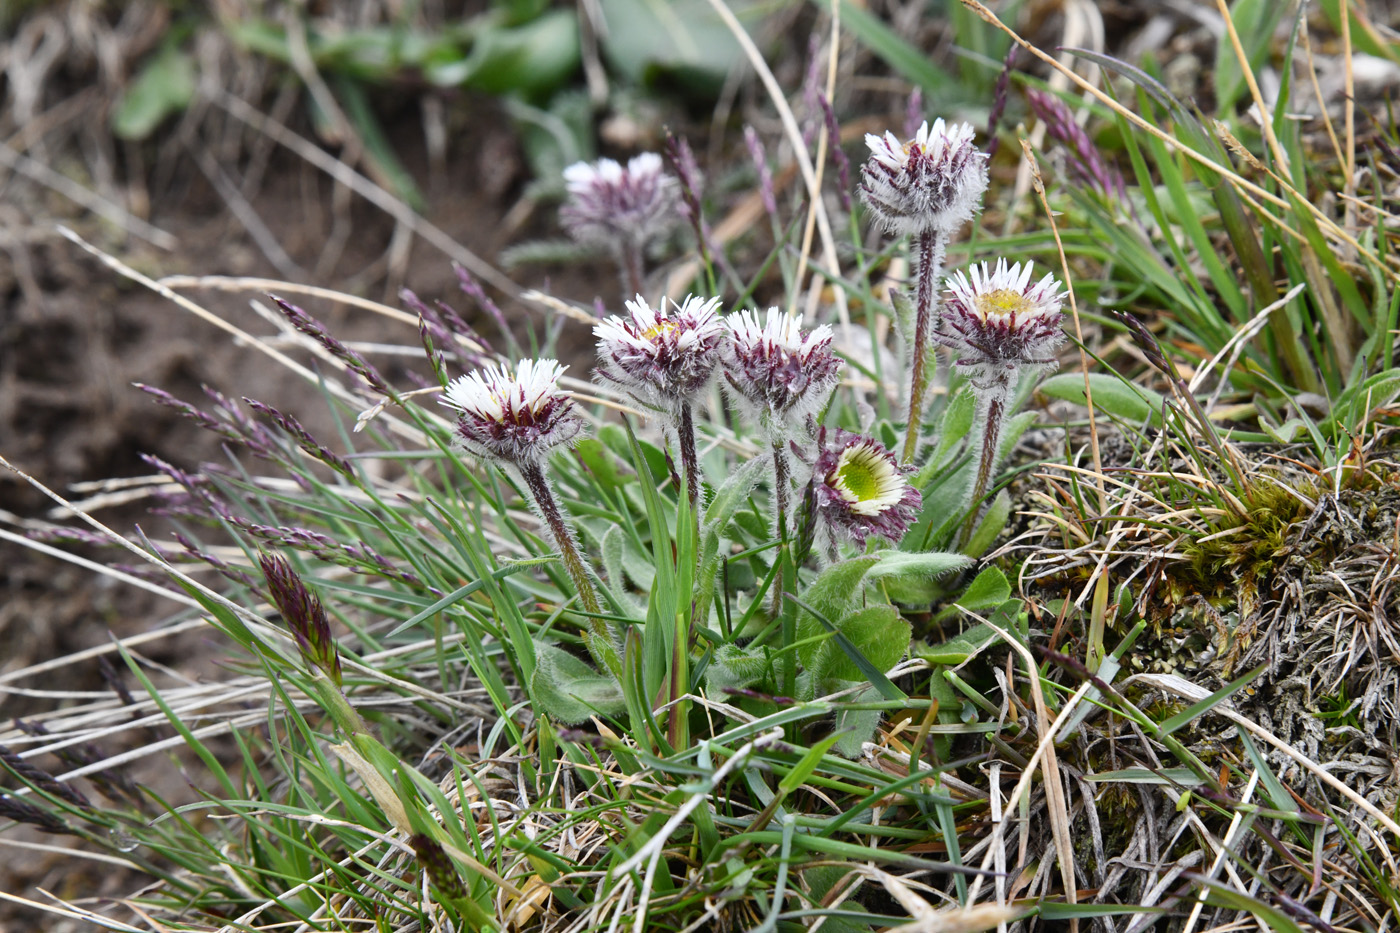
[902,229,947,463]
[619,243,645,301]
[678,403,702,515]
[520,462,602,618]
[961,393,1006,546]
[771,442,796,697]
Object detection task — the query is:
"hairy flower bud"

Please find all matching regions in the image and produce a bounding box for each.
[859,119,988,238]
[561,154,677,250]
[594,295,727,414]
[722,308,843,438]
[441,359,584,467]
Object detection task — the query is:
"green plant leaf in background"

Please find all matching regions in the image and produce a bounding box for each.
[597,0,752,93]
[1039,371,1165,425]
[531,640,627,724]
[112,43,196,140]
[797,604,908,685]
[426,9,580,96]
[1215,0,1288,115]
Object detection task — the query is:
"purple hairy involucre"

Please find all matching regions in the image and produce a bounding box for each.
[811,428,921,546]
[594,294,727,413]
[561,153,678,249]
[441,359,584,467]
[722,308,843,433]
[859,118,989,238]
[934,259,1066,394]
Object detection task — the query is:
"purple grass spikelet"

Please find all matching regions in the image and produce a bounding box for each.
[258,551,344,687]
[0,793,73,835]
[818,93,852,212]
[986,46,1019,160]
[744,125,778,221]
[453,263,518,358]
[270,296,392,396]
[243,397,355,478]
[903,87,923,143]
[0,746,91,810]
[1025,89,1127,201]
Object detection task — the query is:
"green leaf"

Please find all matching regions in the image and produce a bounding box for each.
[576,438,631,493]
[867,550,973,604]
[1038,372,1164,425]
[597,0,747,91]
[800,556,880,625]
[800,605,909,685]
[919,388,976,482]
[1158,664,1266,737]
[866,550,973,585]
[962,490,1010,560]
[786,594,906,702]
[1195,877,1309,933]
[1215,0,1288,114]
[531,641,626,724]
[427,10,580,95]
[954,566,1011,612]
[779,733,844,795]
[703,454,767,537]
[832,685,886,759]
[112,45,196,140]
[915,623,998,666]
[704,644,769,693]
[1085,767,1209,786]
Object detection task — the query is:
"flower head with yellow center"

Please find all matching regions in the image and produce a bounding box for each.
[935,259,1066,396]
[859,119,989,238]
[594,294,726,414]
[812,429,921,546]
[441,359,584,467]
